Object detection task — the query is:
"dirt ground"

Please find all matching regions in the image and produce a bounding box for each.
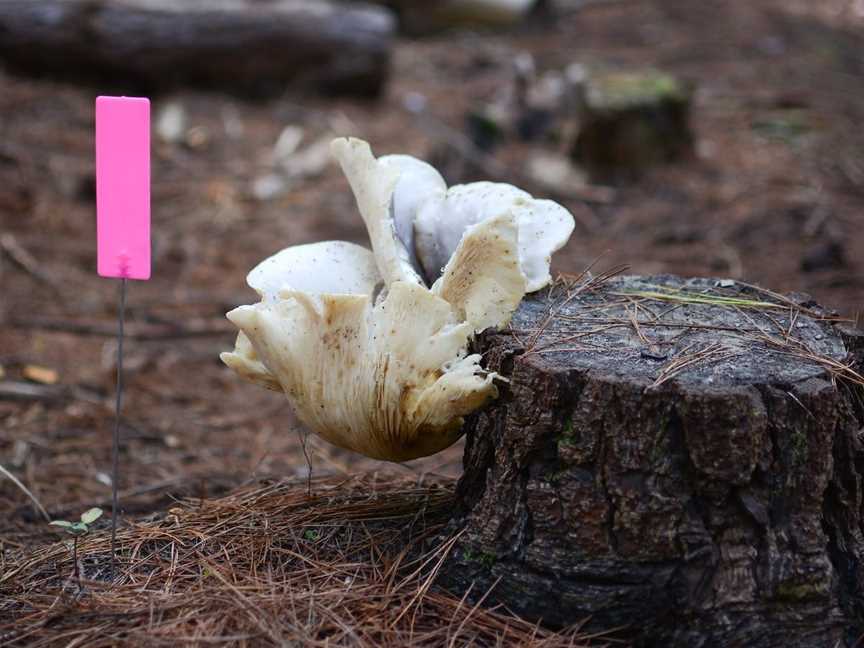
[1,0,862,590]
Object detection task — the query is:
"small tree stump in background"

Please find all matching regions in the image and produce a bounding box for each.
[0,0,394,97]
[571,69,693,181]
[442,275,864,647]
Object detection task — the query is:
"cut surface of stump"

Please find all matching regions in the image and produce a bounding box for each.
[442,274,864,647]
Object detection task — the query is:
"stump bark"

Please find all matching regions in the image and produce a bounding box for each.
[0,0,394,97]
[442,275,864,647]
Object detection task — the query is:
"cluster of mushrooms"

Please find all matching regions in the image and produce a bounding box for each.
[221,138,575,461]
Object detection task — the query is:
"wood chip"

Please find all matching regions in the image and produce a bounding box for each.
[22,365,59,385]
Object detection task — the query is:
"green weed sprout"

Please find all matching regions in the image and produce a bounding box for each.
[50,507,103,586]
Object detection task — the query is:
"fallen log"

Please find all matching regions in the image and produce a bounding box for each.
[442,274,864,647]
[367,0,537,35]
[0,0,394,97]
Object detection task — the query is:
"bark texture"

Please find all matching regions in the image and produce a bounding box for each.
[442,275,864,647]
[0,0,394,97]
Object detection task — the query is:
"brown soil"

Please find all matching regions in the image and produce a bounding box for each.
[0,0,862,640]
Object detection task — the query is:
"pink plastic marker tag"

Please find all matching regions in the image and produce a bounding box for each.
[95,95,151,577]
[96,96,151,280]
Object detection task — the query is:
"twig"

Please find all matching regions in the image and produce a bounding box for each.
[524,325,620,355]
[8,315,235,340]
[553,317,762,333]
[649,342,743,389]
[524,262,628,354]
[0,233,63,297]
[786,391,815,419]
[733,280,847,321]
[612,289,786,311]
[0,380,66,402]
[0,462,50,522]
[0,380,102,404]
[43,474,240,519]
[628,304,650,347]
[73,535,81,589]
[297,427,313,498]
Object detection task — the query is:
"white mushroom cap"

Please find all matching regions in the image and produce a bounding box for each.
[220,330,281,392]
[415,181,575,292]
[378,154,447,277]
[247,240,380,302]
[222,241,381,392]
[330,138,424,288]
[432,211,525,332]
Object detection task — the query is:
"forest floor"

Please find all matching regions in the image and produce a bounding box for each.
[0,0,862,644]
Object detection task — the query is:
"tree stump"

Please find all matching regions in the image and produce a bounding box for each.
[0,0,394,97]
[442,275,864,647]
[571,69,693,182]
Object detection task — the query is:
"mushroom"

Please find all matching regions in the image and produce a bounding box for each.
[413,182,575,292]
[378,154,446,277]
[221,137,575,461]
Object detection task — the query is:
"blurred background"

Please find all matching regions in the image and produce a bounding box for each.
[0,0,862,540]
